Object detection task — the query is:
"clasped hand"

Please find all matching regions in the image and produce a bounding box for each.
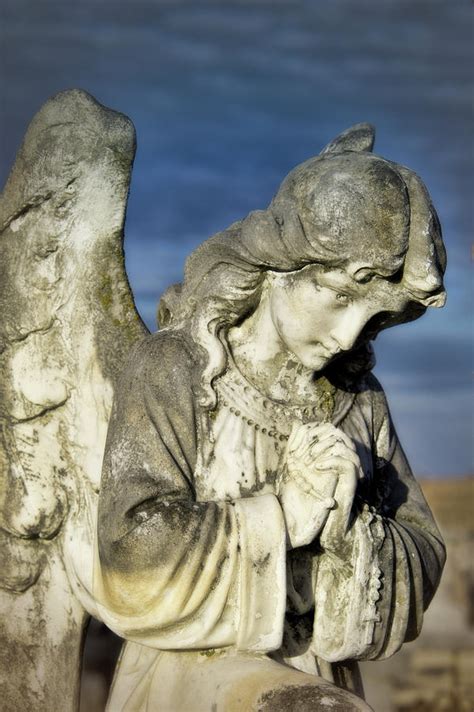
[279,422,363,549]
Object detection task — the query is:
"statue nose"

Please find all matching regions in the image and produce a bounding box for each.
[331,310,367,352]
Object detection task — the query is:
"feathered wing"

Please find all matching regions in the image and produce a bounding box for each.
[0,90,148,712]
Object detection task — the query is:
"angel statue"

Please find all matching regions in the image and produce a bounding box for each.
[0,90,447,712]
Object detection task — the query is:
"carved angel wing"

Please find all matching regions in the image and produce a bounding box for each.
[0,90,148,712]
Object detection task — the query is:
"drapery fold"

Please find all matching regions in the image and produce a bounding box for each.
[95,330,444,677]
[96,332,287,652]
[310,381,445,663]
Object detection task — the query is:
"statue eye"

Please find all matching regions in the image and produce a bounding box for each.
[335,292,351,305]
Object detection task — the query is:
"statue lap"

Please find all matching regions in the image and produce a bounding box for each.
[108,643,373,711]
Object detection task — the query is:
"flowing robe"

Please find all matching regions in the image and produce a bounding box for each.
[96,329,445,709]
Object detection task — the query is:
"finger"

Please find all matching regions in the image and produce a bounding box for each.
[300,422,356,450]
[289,422,333,450]
[305,444,334,466]
[297,427,343,458]
[292,469,339,501]
[288,422,308,451]
[298,434,351,466]
[308,422,340,436]
[328,447,362,472]
[309,438,359,464]
[310,429,356,453]
[290,424,358,467]
[301,422,335,441]
[304,439,336,464]
[314,455,361,479]
[309,436,349,457]
[289,438,314,462]
[289,423,323,458]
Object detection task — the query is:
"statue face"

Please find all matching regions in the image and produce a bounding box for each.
[268,264,412,371]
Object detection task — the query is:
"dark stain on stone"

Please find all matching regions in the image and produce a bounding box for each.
[257,683,368,711]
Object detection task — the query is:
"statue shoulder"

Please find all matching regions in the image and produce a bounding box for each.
[359,371,385,397]
[120,328,198,395]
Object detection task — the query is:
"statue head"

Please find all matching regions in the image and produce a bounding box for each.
[158,123,446,407]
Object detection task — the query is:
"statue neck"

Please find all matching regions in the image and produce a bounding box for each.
[227,295,318,405]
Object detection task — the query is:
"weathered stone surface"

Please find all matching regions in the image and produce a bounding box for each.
[0,90,146,711]
[1,92,447,712]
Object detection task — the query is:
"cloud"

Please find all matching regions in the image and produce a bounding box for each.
[1,0,471,475]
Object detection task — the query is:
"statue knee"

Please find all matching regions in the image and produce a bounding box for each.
[256,682,373,712]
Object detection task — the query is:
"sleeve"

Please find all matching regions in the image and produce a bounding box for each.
[311,377,446,662]
[94,332,287,652]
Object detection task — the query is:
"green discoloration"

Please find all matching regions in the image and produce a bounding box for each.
[0,89,143,712]
[258,683,370,711]
[200,648,218,658]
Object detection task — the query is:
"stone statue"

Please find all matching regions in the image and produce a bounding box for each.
[0,90,447,712]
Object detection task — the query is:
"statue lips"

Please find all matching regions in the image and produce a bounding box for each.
[323,344,342,358]
[314,342,342,362]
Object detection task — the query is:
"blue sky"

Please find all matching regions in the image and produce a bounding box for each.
[1,0,472,475]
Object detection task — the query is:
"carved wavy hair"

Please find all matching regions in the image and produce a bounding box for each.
[157,130,446,409]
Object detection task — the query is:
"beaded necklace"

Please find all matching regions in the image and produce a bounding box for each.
[215,355,338,442]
